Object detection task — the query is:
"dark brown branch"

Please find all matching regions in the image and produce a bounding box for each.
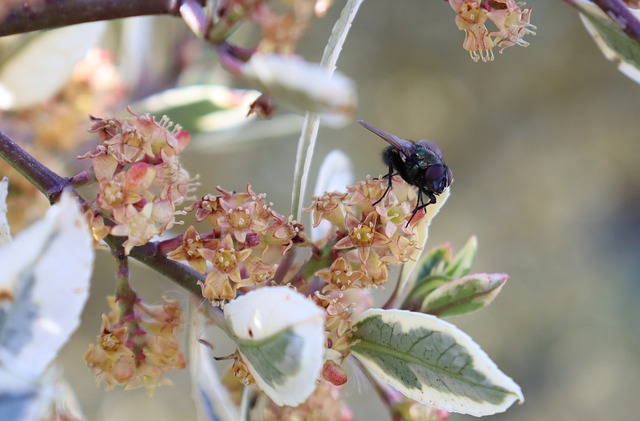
[0,130,70,203]
[0,0,206,37]
[125,239,205,297]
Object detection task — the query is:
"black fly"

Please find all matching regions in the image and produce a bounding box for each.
[359,120,452,225]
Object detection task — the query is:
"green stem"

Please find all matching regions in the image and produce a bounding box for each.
[290,0,365,221]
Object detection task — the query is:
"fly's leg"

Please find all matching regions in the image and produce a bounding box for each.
[405,190,437,227]
[373,161,396,206]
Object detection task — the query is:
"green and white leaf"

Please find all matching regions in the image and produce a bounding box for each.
[444,236,477,278]
[134,84,261,133]
[0,191,94,419]
[410,244,452,283]
[224,287,325,407]
[392,188,450,308]
[421,273,508,317]
[575,0,640,84]
[351,309,523,416]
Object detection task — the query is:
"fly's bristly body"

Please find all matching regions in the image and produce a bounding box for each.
[359,120,452,225]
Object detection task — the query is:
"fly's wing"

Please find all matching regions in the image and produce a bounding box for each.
[359,120,416,157]
[416,139,443,159]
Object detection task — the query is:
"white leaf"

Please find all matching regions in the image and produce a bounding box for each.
[311,150,353,241]
[0,191,94,390]
[0,177,11,245]
[576,0,640,84]
[241,53,357,128]
[189,311,240,421]
[0,22,107,110]
[0,366,86,421]
[224,287,325,406]
[393,187,450,308]
[351,308,523,416]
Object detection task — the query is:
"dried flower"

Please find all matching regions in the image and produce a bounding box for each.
[84,296,186,395]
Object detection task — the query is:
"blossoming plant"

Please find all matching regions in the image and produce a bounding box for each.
[1,0,639,420]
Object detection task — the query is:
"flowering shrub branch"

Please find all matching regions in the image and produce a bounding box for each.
[0,128,205,297]
[1,0,638,420]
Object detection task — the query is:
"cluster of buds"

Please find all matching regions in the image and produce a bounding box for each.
[84,296,186,395]
[79,110,195,254]
[448,0,536,62]
[166,185,312,305]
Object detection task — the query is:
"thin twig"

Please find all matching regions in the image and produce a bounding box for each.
[290,0,365,221]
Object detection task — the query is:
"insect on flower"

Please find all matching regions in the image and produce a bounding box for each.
[359,120,452,225]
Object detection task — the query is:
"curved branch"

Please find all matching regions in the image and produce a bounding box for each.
[0,130,70,203]
[125,238,205,297]
[0,0,206,37]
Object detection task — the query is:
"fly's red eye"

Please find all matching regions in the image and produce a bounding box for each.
[424,164,445,182]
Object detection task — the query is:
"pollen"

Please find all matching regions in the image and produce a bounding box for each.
[350,224,375,247]
[229,209,251,229]
[213,249,238,273]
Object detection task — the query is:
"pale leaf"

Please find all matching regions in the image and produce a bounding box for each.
[351,308,523,416]
[224,287,325,407]
[0,22,107,110]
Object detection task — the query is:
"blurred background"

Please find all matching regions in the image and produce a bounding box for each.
[32,0,639,420]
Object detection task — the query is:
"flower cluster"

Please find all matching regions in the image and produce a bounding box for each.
[448,0,536,62]
[306,176,430,366]
[0,49,123,231]
[167,185,311,305]
[84,296,186,395]
[309,176,424,290]
[251,380,352,421]
[209,0,332,54]
[79,110,195,254]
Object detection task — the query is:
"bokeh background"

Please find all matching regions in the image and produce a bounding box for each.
[49,1,640,420]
